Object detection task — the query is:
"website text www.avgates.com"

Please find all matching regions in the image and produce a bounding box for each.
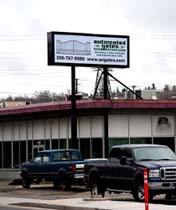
[87,57,125,63]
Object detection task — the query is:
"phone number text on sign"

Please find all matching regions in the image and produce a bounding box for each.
[57,56,85,62]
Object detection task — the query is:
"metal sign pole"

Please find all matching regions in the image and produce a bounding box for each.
[71,65,77,149]
[103,67,109,157]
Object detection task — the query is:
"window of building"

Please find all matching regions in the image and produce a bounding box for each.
[69,138,78,149]
[92,138,102,158]
[0,142,2,168]
[130,138,152,144]
[20,141,26,163]
[153,137,175,152]
[52,139,59,149]
[28,140,32,161]
[3,142,11,168]
[45,140,50,150]
[108,138,129,152]
[80,138,90,159]
[60,139,66,148]
[13,141,19,167]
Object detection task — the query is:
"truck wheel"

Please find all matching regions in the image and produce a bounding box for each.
[132,180,153,202]
[132,180,144,201]
[22,178,31,189]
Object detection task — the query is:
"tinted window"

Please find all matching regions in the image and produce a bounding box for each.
[34,152,50,163]
[42,153,50,163]
[34,156,42,163]
[53,151,70,161]
[53,151,65,161]
[53,151,81,161]
[34,152,42,163]
[70,151,81,160]
[122,148,132,158]
[109,148,122,159]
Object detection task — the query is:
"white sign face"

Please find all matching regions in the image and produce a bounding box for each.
[48,32,129,68]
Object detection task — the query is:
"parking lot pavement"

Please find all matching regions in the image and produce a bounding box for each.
[0,180,22,192]
[0,180,176,210]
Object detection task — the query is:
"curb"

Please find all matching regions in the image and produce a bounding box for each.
[11,202,106,210]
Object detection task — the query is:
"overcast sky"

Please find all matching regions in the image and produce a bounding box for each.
[0,0,176,98]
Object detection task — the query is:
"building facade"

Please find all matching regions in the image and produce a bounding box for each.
[0,99,176,172]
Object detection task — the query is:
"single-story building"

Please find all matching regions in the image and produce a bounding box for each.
[0,99,176,179]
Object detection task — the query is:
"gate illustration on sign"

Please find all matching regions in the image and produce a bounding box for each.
[56,40,91,55]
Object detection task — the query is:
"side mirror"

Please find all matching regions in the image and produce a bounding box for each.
[120,156,127,165]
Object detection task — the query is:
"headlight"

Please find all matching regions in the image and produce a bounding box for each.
[149,170,160,178]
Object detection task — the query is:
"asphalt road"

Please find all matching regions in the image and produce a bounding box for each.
[1,182,176,208]
[0,183,136,201]
[0,184,90,200]
[0,205,58,210]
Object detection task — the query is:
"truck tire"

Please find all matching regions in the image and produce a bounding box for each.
[132,180,144,201]
[132,180,153,202]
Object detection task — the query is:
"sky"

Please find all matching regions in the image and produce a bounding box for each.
[0,0,176,98]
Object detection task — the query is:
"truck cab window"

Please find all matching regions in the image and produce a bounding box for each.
[109,148,122,159]
[121,148,132,158]
[43,153,50,163]
[70,151,80,160]
[34,156,42,163]
[53,152,62,161]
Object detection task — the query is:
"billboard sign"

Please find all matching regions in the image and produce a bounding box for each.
[48,32,129,68]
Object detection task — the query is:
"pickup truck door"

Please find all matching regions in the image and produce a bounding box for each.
[27,154,43,178]
[105,157,121,189]
[104,147,122,189]
[47,151,69,178]
[118,148,136,190]
[30,152,51,178]
[40,152,51,178]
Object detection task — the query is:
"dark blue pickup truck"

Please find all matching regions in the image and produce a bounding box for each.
[20,149,85,189]
[84,144,176,201]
